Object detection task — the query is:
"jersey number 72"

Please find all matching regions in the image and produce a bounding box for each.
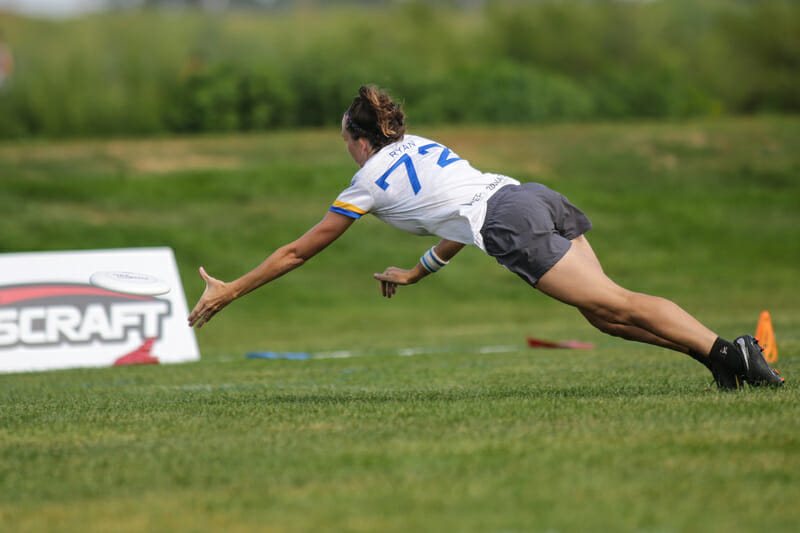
[374,143,461,195]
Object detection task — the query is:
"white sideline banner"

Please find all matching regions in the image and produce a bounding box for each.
[0,247,200,373]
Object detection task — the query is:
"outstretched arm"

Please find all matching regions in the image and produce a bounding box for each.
[373,239,465,298]
[189,211,355,328]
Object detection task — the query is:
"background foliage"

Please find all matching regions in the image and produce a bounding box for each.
[1,0,799,139]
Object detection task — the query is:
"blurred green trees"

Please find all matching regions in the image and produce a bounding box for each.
[0,0,797,138]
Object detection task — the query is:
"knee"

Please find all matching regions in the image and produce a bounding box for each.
[581,288,645,328]
[582,310,627,338]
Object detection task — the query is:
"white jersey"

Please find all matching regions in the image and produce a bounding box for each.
[331,134,519,250]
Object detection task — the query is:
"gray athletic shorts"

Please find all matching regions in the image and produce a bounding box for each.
[480,183,592,287]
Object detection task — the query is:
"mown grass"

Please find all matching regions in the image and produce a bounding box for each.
[1,116,799,532]
[2,350,798,532]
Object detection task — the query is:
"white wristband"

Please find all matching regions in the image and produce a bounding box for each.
[420,246,449,273]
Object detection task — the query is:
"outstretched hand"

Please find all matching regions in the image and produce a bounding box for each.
[188,267,231,328]
[373,267,418,299]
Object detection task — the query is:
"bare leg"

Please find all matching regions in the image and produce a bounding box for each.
[571,237,691,353]
[535,235,717,357]
[580,309,690,353]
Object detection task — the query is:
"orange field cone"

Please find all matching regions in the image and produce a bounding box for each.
[755,310,778,363]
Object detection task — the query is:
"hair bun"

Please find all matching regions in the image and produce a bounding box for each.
[346,85,407,149]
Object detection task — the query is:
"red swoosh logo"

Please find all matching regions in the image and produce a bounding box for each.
[0,284,153,306]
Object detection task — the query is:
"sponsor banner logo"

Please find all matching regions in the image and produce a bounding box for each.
[0,248,200,373]
[0,283,168,365]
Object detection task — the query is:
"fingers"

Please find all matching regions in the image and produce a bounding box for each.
[374,269,407,299]
[189,303,218,328]
[382,280,396,298]
[189,267,222,328]
[382,279,397,299]
[373,269,403,284]
[188,304,212,328]
[373,274,397,299]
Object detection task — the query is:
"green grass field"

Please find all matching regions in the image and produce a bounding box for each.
[1,116,799,532]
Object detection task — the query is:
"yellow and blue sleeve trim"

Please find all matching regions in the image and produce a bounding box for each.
[330,200,368,219]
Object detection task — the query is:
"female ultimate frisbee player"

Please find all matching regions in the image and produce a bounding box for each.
[189,85,784,390]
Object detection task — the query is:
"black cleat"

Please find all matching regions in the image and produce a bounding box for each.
[734,334,785,387]
[709,357,741,390]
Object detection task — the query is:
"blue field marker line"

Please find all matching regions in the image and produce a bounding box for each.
[245,344,523,361]
[247,351,312,360]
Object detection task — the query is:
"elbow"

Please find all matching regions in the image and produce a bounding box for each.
[283,245,310,269]
[289,256,307,270]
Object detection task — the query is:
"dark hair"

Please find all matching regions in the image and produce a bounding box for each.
[344,85,406,149]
